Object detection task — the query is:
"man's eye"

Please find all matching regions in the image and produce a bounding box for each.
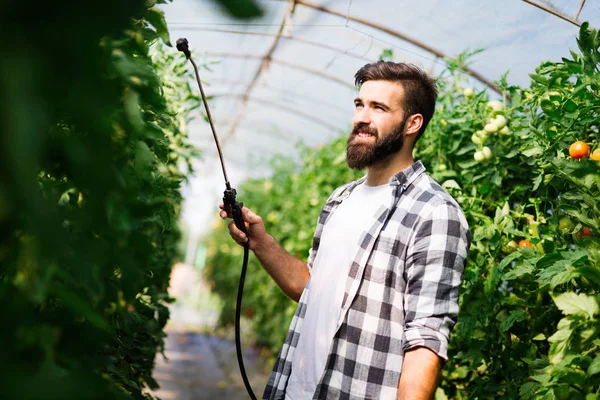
[355,103,363,108]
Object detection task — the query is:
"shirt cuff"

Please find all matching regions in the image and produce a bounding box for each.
[403,325,449,361]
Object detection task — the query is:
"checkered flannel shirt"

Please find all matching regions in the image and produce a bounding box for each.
[263,161,471,400]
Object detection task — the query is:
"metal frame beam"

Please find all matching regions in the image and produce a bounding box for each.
[522,0,585,27]
[167,25,374,63]
[294,0,503,94]
[222,0,298,144]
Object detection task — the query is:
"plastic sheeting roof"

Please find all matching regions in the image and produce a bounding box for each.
[161,0,599,236]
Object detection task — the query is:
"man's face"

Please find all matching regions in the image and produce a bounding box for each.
[347,80,407,170]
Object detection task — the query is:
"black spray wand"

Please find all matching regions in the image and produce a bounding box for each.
[176,38,257,400]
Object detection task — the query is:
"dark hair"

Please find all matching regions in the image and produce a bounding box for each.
[354,61,438,141]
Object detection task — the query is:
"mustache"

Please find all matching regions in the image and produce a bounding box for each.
[351,125,378,137]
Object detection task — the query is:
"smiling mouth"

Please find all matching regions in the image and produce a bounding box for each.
[352,131,376,142]
[357,131,374,138]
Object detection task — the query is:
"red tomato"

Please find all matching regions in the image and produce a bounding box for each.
[569,141,590,159]
[519,240,534,248]
[576,227,593,238]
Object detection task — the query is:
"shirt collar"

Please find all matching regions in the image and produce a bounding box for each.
[388,160,426,187]
[332,161,426,202]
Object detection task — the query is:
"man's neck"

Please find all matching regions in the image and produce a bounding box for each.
[365,151,414,186]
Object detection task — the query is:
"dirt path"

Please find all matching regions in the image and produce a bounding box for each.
[150,263,271,399]
[151,329,270,399]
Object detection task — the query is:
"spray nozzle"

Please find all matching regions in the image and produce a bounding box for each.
[176,38,191,59]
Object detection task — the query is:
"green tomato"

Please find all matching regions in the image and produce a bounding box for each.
[492,115,507,130]
[463,88,474,99]
[503,240,518,253]
[558,217,574,234]
[487,100,504,112]
[471,133,484,145]
[482,146,492,160]
[474,151,486,163]
[484,122,499,134]
[499,126,510,135]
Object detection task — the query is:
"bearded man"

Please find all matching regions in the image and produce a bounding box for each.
[219,61,471,400]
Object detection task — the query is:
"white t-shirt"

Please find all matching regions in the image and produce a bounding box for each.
[285,182,392,400]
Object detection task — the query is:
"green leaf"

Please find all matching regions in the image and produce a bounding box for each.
[522,145,543,158]
[532,174,543,190]
[442,179,461,191]
[53,287,110,332]
[497,251,522,271]
[552,292,599,319]
[519,382,537,400]
[146,8,171,46]
[529,73,550,85]
[124,88,144,131]
[472,224,496,241]
[540,99,557,115]
[500,309,528,332]
[379,49,394,61]
[503,262,533,280]
[213,0,263,19]
[563,99,578,112]
[134,141,155,179]
[548,321,572,364]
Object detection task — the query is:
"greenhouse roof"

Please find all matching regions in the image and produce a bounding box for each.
[161,0,599,235]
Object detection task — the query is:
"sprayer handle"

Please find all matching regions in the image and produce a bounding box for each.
[223,188,248,235]
[230,201,247,235]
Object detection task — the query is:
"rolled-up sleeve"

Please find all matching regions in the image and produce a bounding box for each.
[402,201,471,360]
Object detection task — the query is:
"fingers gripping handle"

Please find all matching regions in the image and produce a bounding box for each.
[223,188,248,236]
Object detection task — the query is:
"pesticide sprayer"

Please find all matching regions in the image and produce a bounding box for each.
[177,38,257,400]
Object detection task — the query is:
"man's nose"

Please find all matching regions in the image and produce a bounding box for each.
[353,107,371,126]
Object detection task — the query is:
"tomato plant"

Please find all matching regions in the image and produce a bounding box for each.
[0,2,205,398]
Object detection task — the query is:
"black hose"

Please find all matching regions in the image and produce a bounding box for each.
[235,241,257,400]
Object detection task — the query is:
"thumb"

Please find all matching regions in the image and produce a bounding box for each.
[241,207,262,224]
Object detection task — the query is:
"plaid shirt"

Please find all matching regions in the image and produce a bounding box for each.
[263,161,471,400]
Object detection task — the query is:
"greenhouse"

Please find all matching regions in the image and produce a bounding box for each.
[2,0,600,399]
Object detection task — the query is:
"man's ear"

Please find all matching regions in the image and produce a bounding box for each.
[405,114,423,138]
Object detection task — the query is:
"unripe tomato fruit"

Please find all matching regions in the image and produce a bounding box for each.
[464,88,474,99]
[503,240,518,253]
[499,126,510,135]
[471,133,484,145]
[569,141,590,159]
[484,123,499,134]
[487,100,504,112]
[519,240,534,248]
[492,115,507,130]
[591,149,600,161]
[482,146,492,160]
[558,217,574,234]
[474,151,485,163]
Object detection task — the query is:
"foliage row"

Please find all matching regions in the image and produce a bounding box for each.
[0,1,199,399]
[205,24,600,399]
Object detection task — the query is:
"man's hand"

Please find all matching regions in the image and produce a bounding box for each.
[218,204,310,301]
[398,347,442,400]
[219,204,269,251]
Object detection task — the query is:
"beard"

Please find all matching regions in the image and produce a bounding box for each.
[346,118,407,170]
